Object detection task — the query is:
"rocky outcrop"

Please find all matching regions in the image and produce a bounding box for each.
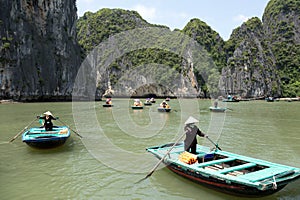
[220,17,281,98]
[0,0,82,101]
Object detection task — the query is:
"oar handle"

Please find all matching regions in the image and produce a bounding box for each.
[206,136,222,150]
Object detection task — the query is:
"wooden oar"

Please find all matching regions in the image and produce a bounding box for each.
[136,132,186,183]
[206,136,222,150]
[9,118,37,143]
[57,119,82,138]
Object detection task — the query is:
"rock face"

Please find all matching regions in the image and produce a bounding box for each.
[0,0,82,101]
[220,17,281,98]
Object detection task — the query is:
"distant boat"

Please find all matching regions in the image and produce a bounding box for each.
[103,98,113,107]
[132,106,144,109]
[265,97,274,102]
[209,106,226,112]
[165,97,170,101]
[150,98,156,103]
[22,126,70,149]
[144,99,152,106]
[103,104,113,107]
[157,107,171,112]
[132,99,143,109]
[222,95,239,102]
[147,142,300,197]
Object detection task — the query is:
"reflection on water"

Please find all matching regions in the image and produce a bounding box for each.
[0,100,299,199]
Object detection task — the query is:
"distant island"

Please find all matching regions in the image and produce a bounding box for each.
[0,0,299,101]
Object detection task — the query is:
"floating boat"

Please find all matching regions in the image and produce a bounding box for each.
[144,99,152,106]
[132,106,144,109]
[146,142,300,197]
[265,97,275,102]
[165,97,170,101]
[209,106,226,112]
[150,98,156,103]
[223,95,239,102]
[22,126,70,149]
[223,99,239,103]
[103,104,113,107]
[157,107,171,112]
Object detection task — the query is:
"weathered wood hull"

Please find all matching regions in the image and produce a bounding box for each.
[166,162,286,197]
[147,143,300,197]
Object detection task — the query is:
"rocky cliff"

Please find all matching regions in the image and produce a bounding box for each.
[220,17,281,98]
[0,0,82,101]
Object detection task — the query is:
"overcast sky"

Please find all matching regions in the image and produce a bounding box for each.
[76,0,270,40]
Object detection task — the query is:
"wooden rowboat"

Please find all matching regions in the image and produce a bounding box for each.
[209,106,226,112]
[146,142,300,197]
[22,126,70,149]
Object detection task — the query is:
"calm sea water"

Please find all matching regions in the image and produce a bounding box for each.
[0,99,299,200]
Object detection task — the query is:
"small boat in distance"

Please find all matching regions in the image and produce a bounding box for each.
[144,98,152,106]
[223,95,239,102]
[22,126,70,149]
[103,98,113,107]
[132,99,143,109]
[165,97,170,101]
[209,106,226,112]
[150,98,156,103]
[158,100,171,112]
[146,143,300,197]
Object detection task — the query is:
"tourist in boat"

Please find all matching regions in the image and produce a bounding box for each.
[184,116,206,154]
[214,100,218,108]
[160,100,169,108]
[106,98,112,104]
[37,111,57,131]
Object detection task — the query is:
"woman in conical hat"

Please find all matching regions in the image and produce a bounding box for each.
[184,116,206,154]
[37,111,57,131]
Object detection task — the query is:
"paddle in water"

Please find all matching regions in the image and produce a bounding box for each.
[136,131,186,183]
[9,118,37,143]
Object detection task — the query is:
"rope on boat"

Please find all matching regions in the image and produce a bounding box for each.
[272,176,277,190]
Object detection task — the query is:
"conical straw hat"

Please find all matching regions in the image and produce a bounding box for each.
[184,116,199,125]
[43,111,53,116]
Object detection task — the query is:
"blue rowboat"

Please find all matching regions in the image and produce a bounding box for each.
[22,126,70,149]
[146,142,300,197]
[209,106,226,112]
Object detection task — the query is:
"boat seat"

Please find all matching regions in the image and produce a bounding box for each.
[240,167,289,182]
[219,162,256,174]
[196,157,236,168]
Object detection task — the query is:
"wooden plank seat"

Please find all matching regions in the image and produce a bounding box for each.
[219,162,257,174]
[196,157,236,168]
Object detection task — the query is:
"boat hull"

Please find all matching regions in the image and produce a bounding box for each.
[157,107,171,112]
[22,126,70,149]
[132,106,143,109]
[166,162,285,197]
[103,104,113,107]
[147,143,300,197]
[209,107,226,112]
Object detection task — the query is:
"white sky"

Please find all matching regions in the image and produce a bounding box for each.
[76,0,270,41]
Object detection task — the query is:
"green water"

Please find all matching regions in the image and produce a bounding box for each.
[0,100,299,200]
